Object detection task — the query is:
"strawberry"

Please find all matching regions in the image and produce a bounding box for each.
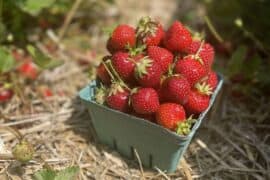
[174,56,207,86]
[147,46,173,73]
[134,57,162,88]
[18,61,38,80]
[111,52,135,82]
[131,88,159,114]
[160,75,191,104]
[156,103,186,130]
[106,38,115,54]
[42,88,53,98]
[108,24,136,52]
[184,83,212,115]
[111,51,144,83]
[106,83,130,112]
[187,40,215,69]
[163,21,192,52]
[97,56,112,85]
[136,16,164,47]
[205,71,218,90]
[0,88,13,102]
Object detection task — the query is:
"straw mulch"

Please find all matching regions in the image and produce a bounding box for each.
[0,53,269,179]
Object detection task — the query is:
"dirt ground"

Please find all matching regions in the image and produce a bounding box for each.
[0,0,269,179]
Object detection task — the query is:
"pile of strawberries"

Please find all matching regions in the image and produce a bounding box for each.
[96,17,218,135]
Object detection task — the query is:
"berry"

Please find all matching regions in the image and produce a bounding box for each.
[111,52,135,83]
[134,57,162,88]
[184,87,210,115]
[163,21,192,52]
[18,61,38,80]
[174,56,207,86]
[97,56,112,85]
[187,40,215,69]
[136,17,164,47]
[12,140,34,163]
[160,75,191,104]
[106,83,130,112]
[106,38,115,54]
[206,71,218,90]
[147,46,173,72]
[43,88,53,98]
[0,89,13,102]
[131,88,159,114]
[109,24,136,52]
[156,103,186,130]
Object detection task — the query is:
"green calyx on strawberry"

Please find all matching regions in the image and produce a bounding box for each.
[184,83,211,115]
[134,56,162,88]
[106,82,130,112]
[195,82,213,96]
[127,44,146,57]
[95,85,107,105]
[134,57,153,79]
[136,16,164,47]
[176,116,197,136]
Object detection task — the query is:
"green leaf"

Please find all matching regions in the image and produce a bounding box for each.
[20,0,56,15]
[227,46,247,77]
[33,166,79,180]
[106,0,115,4]
[242,54,261,79]
[0,47,15,73]
[27,45,63,69]
[33,169,57,180]
[55,166,79,180]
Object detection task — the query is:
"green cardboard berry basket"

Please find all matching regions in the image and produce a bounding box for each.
[79,74,223,173]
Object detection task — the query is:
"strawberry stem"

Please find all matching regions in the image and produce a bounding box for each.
[195,40,205,57]
[107,60,131,91]
[101,61,115,82]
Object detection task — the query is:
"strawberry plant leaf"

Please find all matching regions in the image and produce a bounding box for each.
[242,54,261,79]
[0,47,15,73]
[33,169,57,180]
[19,0,56,15]
[27,45,63,69]
[227,46,247,77]
[54,166,79,180]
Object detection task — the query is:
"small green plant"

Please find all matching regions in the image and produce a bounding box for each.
[33,166,79,180]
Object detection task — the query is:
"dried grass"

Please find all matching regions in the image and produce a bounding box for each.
[0,56,269,179]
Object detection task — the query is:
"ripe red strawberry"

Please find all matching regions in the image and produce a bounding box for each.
[147,46,173,72]
[156,103,186,130]
[108,24,136,52]
[106,83,130,112]
[136,17,164,47]
[18,61,38,80]
[163,21,192,52]
[97,56,112,85]
[134,57,162,88]
[187,40,215,69]
[174,56,207,86]
[206,71,218,90]
[131,88,159,114]
[184,83,211,115]
[0,89,13,102]
[106,38,115,54]
[160,75,191,104]
[42,88,53,98]
[111,52,135,83]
